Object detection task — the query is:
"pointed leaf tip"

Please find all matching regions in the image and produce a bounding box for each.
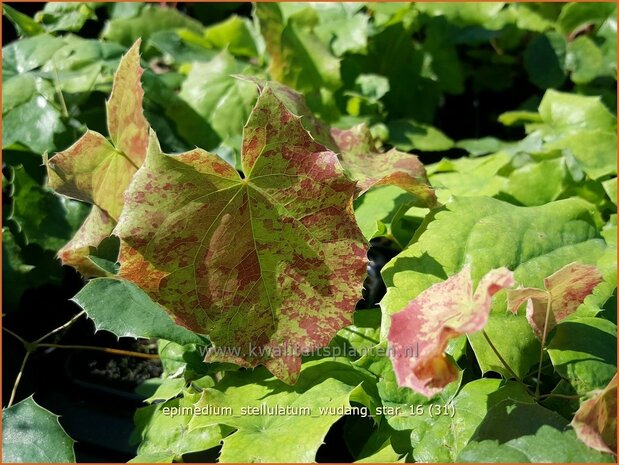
[388,265,514,397]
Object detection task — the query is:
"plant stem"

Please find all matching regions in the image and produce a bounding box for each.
[37,343,160,360]
[537,392,584,400]
[482,329,522,383]
[33,310,86,344]
[535,292,553,398]
[3,326,29,346]
[8,351,30,407]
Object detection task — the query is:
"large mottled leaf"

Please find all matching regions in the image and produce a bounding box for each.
[46,39,148,275]
[2,396,75,463]
[331,124,437,207]
[73,278,207,346]
[187,360,376,462]
[115,84,367,382]
[547,317,616,395]
[571,374,617,455]
[255,3,340,93]
[458,400,614,462]
[508,262,603,340]
[381,196,607,379]
[388,265,514,396]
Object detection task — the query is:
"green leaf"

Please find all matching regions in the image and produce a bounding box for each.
[415,3,506,28]
[178,51,258,168]
[547,317,617,394]
[387,120,454,152]
[2,396,75,463]
[2,34,64,78]
[557,2,617,36]
[132,391,227,463]
[2,4,44,37]
[144,378,187,404]
[101,6,202,47]
[34,2,97,33]
[188,359,376,462]
[502,158,566,206]
[256,3,341,93]
[73,278,207,346]
[381,196,607,379]
[115,84,367,383]
[203,15,261,58]
[524,32,566,89]
[567,36,608,84]
[10,165,89,252]
[353,185,421,245]
[413,379,533,462]
[458,400,614,462]
[312,3,369,56]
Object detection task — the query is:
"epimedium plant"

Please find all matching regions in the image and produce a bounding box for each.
[2,2,617,464]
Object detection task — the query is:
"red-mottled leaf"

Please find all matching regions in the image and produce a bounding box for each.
[572,374,617,455]
[507,262,603,340]
[388,265,514,397]
[57,206,115,276]
[114,84,368,383]
[46,39,148,275]
[331,124,438,207]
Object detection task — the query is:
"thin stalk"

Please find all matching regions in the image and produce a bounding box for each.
[8,351,31,407]
[482,329,522,383]
[37,343,160,360]
[535,292,553,398]
[3,326,29,346]
[33,310,86,344]
[538,392,584,400]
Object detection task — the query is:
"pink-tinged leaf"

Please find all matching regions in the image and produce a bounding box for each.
[106,39,148,167]
[388,265,514,397]
[507,262,603,340]
[46,39,148,275]
[115,85,368,383]
[572,374,617,455]
[331,124,438,207]
[57,206,114,276]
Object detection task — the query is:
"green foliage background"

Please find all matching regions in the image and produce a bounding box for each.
[2,2,617,463]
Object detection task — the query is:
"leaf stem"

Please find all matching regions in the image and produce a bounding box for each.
[537,392,584,400]
[8,351,30,407]
[481,329,522,383]
[37,343,160,360]
[33,310,86,344]
[535,291,553,398]
[3,326,29,346]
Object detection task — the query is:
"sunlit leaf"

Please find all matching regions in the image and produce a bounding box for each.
[388,265,514,396]
[115,84,367,382]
